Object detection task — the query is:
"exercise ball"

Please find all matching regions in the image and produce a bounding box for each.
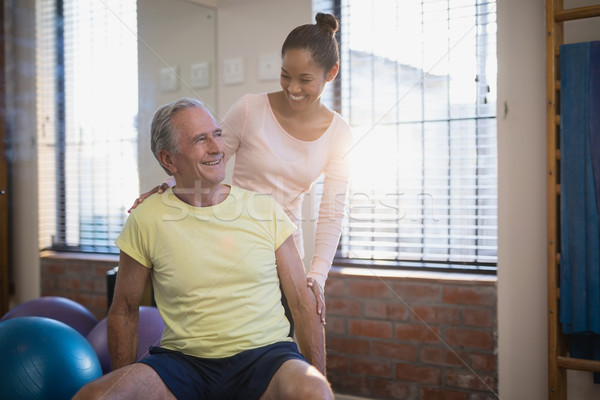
[0,316,102,400]
[0,296,98,336]
[86,306,165,374]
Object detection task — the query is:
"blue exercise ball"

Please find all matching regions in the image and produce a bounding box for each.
[0,316,102,400]
[0,296,98,336]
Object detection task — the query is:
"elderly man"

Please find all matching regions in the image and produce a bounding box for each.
[74,98,333,400]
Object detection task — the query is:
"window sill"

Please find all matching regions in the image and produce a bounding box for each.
[40,250,119,263]
[329,265,497,284]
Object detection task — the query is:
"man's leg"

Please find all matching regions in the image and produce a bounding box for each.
[260,359,334,400]
[73,363,176,400]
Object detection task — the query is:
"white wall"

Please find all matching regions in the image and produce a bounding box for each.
[137,0,217,192]
[214,0,311,118]
[496,0,547,397]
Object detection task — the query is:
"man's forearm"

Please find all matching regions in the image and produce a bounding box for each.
[107,311,139,370]
[291,294,326,374]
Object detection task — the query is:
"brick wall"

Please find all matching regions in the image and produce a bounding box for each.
[325,267,497,400]
[40,251,118,320]
[39,253,498,399]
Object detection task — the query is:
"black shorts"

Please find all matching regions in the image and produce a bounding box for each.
[139,341,306,400]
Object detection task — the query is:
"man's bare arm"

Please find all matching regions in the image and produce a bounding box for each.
[276,236,326,374]
[107,251,151,370]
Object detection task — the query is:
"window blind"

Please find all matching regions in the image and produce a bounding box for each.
[36,0,139,253]
[314,0,497,272]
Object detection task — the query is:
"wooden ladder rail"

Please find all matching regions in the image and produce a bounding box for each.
[546,2,600,399]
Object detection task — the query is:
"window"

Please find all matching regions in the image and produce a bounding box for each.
[37,0,139,254]
[315,0,497,272]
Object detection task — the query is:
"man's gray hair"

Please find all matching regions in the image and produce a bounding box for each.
[150,98,209,175]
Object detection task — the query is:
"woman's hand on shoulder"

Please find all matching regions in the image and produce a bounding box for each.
[127,183,169,213]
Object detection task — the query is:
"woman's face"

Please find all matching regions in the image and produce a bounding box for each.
[280,48,337,111]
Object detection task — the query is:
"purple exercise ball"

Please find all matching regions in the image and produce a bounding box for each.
[86,306,165,374]
[0,296,98,337]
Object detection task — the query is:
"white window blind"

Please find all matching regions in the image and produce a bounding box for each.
[37,0,139,253]
[314,0,497,272]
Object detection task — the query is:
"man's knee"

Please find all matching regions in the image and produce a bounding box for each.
[263,360,334,400]
[72,380,105,400]
[282,371,333,400]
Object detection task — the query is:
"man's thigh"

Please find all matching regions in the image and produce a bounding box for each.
[260,359,333,400]
[73,363,175,400]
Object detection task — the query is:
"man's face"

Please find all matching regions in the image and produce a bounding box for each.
[169,107,226,189]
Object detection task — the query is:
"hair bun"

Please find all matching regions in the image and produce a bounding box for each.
[315,12,339,34]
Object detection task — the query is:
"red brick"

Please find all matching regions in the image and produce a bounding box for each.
[372,340,417,361]
[325,316,346,335]
[46,263,66,275]
[421,387,467,400]
[411,305,461,325]
[350,319,392,339]
[468,352,497,372]
[395,363,441,384]
[326,354,349,372]
[57,277,81,291]
[327,336,370,355]
[462,308,494,328]
[395,323,441,343]
[41,276,56,291]
[325,278,345,296]
[364,300,409,321]
[327,298,361,317]
[327,373,371,397]
[348,280,392,298]
[445,328,494,350]
[94,265,116,277]
[393,282,441,303]
[443,286,495,307]
[420,346,466,367]
[67,263,88,275]
[350,357,393,378]
[446,369,496,392]
[91,294,107,310]
[372,379,411,399]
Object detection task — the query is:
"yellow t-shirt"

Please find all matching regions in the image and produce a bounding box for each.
[115,186,297,358]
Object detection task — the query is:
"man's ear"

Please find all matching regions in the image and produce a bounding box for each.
[326,63,339,82]
[158,149,177,175]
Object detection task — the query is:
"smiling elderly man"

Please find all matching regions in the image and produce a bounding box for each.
[73,98,333,400]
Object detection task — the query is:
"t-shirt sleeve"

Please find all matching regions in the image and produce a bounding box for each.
[114,213,153,269]
[272,197,298,251]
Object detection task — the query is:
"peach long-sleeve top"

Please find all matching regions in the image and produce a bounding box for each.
[221,93,353,288]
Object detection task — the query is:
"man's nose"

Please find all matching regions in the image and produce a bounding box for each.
[207,136,223,153]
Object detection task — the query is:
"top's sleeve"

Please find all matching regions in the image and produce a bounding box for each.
[308,118,353,288]
[220,95,247,164]
[114,213,153,269]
